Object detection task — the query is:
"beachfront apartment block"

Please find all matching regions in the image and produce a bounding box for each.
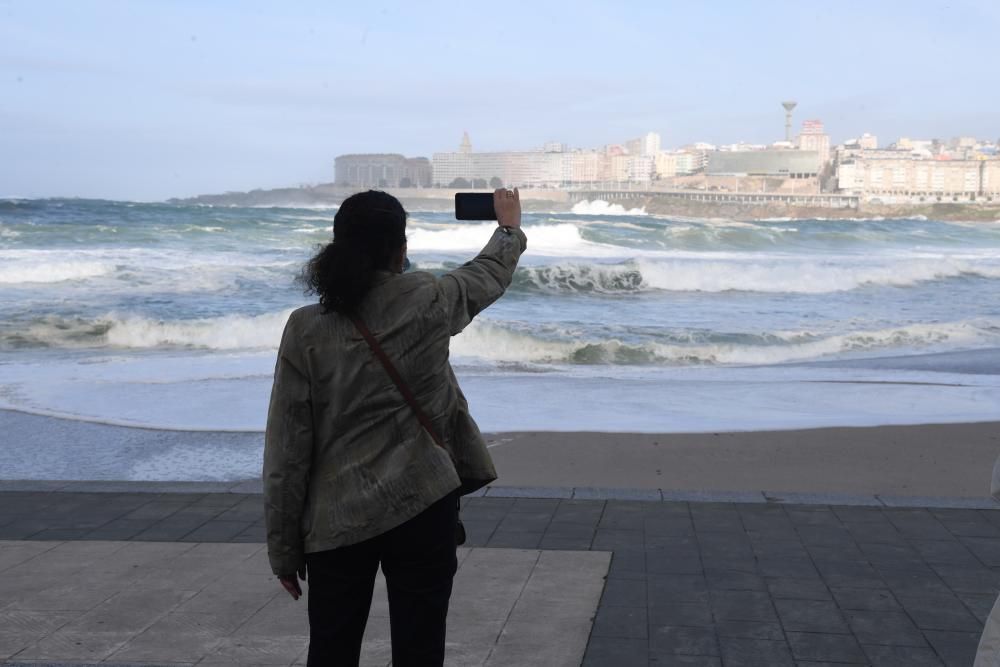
[334,154,432,188]
[429,132,665,188]
[836,152,1000,202]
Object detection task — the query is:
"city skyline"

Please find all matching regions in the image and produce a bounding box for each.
[3,0,999,200]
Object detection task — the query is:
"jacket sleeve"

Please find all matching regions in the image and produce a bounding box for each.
[437,226,527,335]
[263,313,314,577]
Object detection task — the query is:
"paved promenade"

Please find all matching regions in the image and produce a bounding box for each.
[2,488,999,666]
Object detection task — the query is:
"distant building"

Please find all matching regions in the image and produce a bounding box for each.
[796,119,831,165]
[844,134,878,150]
[654,152,678,179]
[606,154,630,182]
[719,142,767,152]
[625,132,661,157]
[672,148,709,174]
[334,154,431,188]
[837,153,1000,202]
[561,150,604,183]
[707,150,821,178]
[432,134,564,187]
[432,132,662,187]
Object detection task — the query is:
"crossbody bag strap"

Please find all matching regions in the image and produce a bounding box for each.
[348,313,446,449]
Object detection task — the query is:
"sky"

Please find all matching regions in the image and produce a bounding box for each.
[2,0,999,201]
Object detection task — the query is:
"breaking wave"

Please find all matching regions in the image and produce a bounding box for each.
[452,320,1000,366]
[571,200,647,216]
[408,222,619,256]
[510,257,1000,294]
[0,260,116,284]
[2,310,292,350]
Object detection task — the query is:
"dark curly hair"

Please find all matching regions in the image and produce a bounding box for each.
[302,190,407,313]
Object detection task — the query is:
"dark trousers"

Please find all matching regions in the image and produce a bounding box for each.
[304,491,458,667]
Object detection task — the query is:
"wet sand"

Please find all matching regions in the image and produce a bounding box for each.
[486,422,1000,498]
[1,408,997,498]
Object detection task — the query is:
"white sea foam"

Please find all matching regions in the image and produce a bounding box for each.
[0,260,115,284]
[636,256,1000,293]
[0,247,299,293]
[102,310,293,349]
[452,319,1000,366]
[408,222,618,256]
[571,200,648,216]
[8,311,292,350]
[512,256,1000,294]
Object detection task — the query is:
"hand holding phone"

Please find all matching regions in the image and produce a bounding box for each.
[454,189,521,228]
[493,188,521,229]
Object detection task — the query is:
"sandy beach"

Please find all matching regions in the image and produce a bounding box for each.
[2,409,997,498]
[487,422,1000,498]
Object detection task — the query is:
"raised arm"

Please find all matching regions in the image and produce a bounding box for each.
[437,188,527,335]
[263,313,314,581]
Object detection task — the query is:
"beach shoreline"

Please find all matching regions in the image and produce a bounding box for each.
[1,409,995,499]
[487,422,1000,498]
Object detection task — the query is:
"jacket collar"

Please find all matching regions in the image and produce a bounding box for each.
[372,269,397,286]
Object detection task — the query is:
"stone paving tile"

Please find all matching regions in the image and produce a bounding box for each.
[959,592,998,624]
[911,538,981,565]
[600,576,646,607]
[766,576,831,601]
[922,629,982,667]
[12,629,135,661]
[607,548,646,580]
[713,619,785,641]
[718,636,795,666]
[648,654,722,666]
[830,587,901,612]
[709,590,779,623]
[774,598,849,634]
[181,520,254,543]
[844,610,928,647]
[861,643,946,666]
[786,631,866,663]
[648,625,719,657]
[648,600,715,629]
[960,536,1000,566]
[591,605,648,639]
[895,591,983,632]
[583,636,648,667]
[647,573,709,603]
[3,491,1000,666]
[485,530,543,549]
[705,569,766,592]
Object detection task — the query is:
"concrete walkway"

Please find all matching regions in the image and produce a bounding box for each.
[0,539,607,666]
[2,489,999,666]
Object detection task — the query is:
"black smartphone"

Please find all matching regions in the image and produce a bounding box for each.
[455,193,497,220]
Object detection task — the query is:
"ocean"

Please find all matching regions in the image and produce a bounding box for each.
[2,197,999,439]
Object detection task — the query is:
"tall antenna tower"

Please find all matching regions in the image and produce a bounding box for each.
[781,101,797,142]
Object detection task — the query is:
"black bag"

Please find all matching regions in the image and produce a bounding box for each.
[350,313,467,546]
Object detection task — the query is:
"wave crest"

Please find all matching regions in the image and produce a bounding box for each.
[0,261,115,284]
[452,320,998,366]
[3,310,292,350]
[571,200,647,216]
[507,257,1000,294]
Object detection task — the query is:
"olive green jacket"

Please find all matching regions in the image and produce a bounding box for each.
[263,226,527,576]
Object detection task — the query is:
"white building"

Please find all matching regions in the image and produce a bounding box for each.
[628,132,661,156]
